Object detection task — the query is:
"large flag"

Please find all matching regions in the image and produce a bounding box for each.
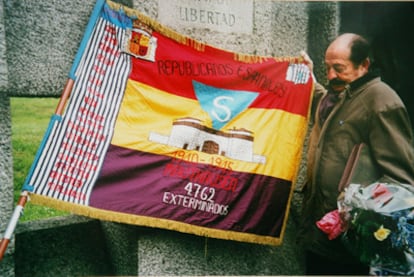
[23,0,313,245]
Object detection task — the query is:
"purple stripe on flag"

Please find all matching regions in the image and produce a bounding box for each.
[90,144,292,237]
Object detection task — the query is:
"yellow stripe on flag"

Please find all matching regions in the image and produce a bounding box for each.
[111,79,307,180]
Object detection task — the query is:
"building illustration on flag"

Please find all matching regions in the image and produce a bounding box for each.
[149,116,266,164]
[19,0,314,246]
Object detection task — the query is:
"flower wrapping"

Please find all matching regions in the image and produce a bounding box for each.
[317,182,414,275]
[316,209,345,240]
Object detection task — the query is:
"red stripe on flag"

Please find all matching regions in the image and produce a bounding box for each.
[128,32,313,116]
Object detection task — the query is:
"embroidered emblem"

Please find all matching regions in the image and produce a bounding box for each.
[122,20,157,62]
[286,63,310,84]
[192,80,258,130]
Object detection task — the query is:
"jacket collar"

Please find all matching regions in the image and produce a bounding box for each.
[344,72,380,98]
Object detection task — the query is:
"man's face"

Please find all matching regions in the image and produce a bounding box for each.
[325,46,368,92]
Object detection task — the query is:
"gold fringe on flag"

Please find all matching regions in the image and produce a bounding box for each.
[234,53,303,64]
[106,0,205,52]
[28,193,283,246]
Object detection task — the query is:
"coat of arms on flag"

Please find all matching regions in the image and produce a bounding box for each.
[17,0,314,246]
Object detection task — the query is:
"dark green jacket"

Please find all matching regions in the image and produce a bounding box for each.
[298,76,414,262]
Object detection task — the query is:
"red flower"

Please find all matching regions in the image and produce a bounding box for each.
[316,209,346,240]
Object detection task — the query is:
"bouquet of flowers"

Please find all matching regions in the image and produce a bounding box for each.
[316,182,414,276]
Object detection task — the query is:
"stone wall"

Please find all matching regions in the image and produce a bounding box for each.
[0,0,14,275]
[0,1,339,276]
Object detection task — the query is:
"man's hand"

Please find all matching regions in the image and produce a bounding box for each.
[300,50,314,73]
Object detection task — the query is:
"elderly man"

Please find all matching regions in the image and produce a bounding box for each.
[298,33,414,275]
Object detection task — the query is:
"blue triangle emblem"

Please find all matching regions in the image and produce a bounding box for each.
[193,81,258,130]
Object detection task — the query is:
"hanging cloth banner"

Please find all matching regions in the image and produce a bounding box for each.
[23,0,313,246]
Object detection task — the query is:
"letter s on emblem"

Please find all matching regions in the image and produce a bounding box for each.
[211,96,233,122]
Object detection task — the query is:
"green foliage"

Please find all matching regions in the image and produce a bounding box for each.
[11,97,68,221]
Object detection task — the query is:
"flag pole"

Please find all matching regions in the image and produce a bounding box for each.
[0,191,28,261]
[0,79,75,262]
[0,0,107,262]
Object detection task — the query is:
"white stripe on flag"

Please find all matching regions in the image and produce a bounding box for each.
[29,17,131,205]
